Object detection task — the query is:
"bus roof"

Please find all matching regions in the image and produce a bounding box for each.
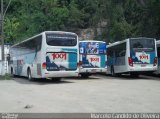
[156,40,160,44]
[11,31,77,48]
[129,37,155,40]
[44,31,77,35]
[79,40,106,43]
[107,39,127,48]
[107,37,155,48]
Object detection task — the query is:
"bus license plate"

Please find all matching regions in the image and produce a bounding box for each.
[91,69,97,73]
[141,64,146,67]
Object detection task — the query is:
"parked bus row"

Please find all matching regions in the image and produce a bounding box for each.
[7,31,159,80]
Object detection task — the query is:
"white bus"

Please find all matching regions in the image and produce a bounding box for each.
[106,37,157,77]
[155,40,160,74]
[9,31,79,80]
[79,40,107,78]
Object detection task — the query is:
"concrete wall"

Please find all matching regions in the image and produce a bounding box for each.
[0,45,10,60]
[0,45,10,75]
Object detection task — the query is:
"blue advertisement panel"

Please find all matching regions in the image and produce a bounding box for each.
[130,51,155,64]
[46,49,77,71]
[79,42,106,68]
[79,42,106,55]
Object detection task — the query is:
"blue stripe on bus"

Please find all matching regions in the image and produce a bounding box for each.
[62,48,77,52]
[150,52,156,64]
[62,48,78,69]
[69,53,77,69]
[100,55,106,68]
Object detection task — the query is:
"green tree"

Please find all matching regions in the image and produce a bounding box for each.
[3,0,160,43]
[4,17,19,43]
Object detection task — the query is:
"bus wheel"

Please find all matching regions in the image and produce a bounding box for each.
[111,66,116,77]
[27,68,33,81]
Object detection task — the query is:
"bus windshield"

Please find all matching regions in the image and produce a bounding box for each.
[130,38,155,52]
[46,33,77,46]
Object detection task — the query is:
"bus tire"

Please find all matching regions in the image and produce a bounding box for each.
[111,66,116,77]
[27,68,33,81]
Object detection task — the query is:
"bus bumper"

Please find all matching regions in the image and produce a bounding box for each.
[79,68,107,74]
[43,71,79,78]
[129,66,157,72]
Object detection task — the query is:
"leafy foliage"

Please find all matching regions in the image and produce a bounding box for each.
[2,0,160,44]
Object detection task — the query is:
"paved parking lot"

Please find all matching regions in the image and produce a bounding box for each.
[0,74,160,113]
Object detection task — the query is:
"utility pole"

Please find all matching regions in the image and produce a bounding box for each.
[1,0,4,61]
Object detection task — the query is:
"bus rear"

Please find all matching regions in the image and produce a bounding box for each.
[155,40,160,74]
[79,41,107,78]
[42,31,79,78]
[128,38,157,74]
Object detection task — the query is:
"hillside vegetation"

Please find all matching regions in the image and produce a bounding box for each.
[3,0,160,43]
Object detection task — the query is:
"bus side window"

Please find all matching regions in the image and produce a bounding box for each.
[115,43,126,57]
[35,35,42,52]
[107,48,113,57]
[119,50,126,57]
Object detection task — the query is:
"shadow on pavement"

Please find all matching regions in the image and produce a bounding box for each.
[12,73,160,85]
[13,76,75,85]
[13,74,103,85]
[105,74,160,81]
[76,76,101,80]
